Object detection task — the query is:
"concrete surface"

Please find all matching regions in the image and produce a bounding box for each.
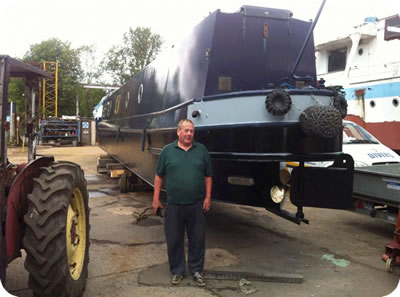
[4,145,400,297]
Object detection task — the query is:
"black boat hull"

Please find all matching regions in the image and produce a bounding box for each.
[96,5,354,224]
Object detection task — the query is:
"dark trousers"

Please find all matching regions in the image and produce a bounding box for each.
[164,200,205,276]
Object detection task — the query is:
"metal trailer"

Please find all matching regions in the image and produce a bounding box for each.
[0,55,90,297]
[352,164,400,272]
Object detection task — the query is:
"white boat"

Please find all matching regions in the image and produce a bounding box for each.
[315,14,400,153]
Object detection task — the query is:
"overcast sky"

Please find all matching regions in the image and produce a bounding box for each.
[1,0,399,60]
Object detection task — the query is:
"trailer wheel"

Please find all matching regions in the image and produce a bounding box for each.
[23,161,89,297]
[386,258,394,273]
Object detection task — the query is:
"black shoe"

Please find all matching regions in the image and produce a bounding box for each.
[192,272,206,287]
[171,275,184,285]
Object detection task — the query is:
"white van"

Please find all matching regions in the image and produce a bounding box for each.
[307,121,400,167]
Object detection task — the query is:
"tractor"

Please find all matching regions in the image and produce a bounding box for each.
[0,55,89,297]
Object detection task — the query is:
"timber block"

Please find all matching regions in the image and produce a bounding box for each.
[110,168,125,178]
[97,157,115,167]
[106,163,125,170]
[96,165,109,174]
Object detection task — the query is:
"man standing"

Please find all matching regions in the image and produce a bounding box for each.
[153,119,213,287]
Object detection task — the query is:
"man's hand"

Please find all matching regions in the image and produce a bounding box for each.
[203,197,211,212]
[153,175,164,215]
[153,199,164,215]
[203,176,212,212]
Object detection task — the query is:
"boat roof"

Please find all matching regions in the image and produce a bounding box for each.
[316,22,377,51]
[316,13,400,51]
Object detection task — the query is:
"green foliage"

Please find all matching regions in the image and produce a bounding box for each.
[23,38,83,116]
[8,78,25,113]
[76,88,106,118]
[10,28,160,118]
[101,27,163,84]
[76,44,106,117]
[78,44,101,84]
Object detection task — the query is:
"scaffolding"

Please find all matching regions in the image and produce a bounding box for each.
[42,61,58,118]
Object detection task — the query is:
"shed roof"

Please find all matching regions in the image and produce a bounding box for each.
[0,55,52,78]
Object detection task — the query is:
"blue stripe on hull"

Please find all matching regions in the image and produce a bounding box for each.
[345,81,400,100]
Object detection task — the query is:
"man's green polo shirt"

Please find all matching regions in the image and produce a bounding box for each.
[156,140,213,205]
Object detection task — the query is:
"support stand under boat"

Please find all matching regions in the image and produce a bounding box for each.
[382,208,400,272]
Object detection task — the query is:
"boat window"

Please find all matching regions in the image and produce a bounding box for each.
[102,101,112,119]
[138,84,144,104]
[343,122,379,144]
[114,95,121,114]
[328,48,346,72]
[385,14,400,41]
[124,92,130,109]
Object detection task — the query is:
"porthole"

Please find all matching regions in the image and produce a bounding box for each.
[370,100,376,108]
[106,101,112,118]
[393,98,399,107]
[114,95,121,114]
[358,48,363,56]
[138,84,144,104]
[124,92,130,109]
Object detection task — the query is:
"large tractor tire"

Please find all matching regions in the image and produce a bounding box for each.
[23,161,89,297]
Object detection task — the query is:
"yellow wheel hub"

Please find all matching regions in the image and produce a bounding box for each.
[66,187,87,280]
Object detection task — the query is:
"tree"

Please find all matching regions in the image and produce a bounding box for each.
[8,78,25,114]
[78,45,105,117]
[101,27,163,84]
[79,44,100,84]
[24,38,83,116]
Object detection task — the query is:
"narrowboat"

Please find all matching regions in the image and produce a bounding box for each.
[97,4,354,224]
